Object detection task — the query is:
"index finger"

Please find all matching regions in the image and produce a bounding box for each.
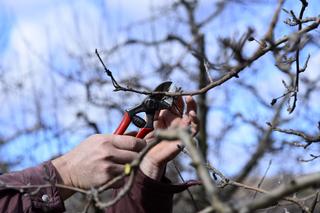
[185,95,197,114]
[112,135,146,152]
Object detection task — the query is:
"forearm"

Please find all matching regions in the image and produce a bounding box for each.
[139,157,166,181]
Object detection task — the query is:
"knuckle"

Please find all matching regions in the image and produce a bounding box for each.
[130,139,139,151]
[133,139,146,151]
[124,137,138,151]
[104,164,121,176]
[104,148,115,161]
[104,164,113,173]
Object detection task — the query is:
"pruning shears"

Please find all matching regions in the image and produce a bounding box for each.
[114,81,178,138]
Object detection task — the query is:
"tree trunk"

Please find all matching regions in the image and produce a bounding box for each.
[197,34,208,159]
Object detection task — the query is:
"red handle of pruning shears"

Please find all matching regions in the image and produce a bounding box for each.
[136,127,153,139]
[114,112,153,138]
[113,81,175,139]
[113,112,131,135]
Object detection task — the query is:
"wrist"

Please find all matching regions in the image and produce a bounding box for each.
[140,157,166,181]
[51,156,74,200]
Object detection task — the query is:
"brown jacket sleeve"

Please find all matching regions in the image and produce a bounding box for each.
[107,169,200,213]
[0,161,65,212]
[0,163,198,213]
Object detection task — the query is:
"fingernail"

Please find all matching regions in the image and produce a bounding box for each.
[186,95,192,102]
[189,110,196,116]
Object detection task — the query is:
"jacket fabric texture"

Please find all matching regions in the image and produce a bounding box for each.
[0,161,199,212]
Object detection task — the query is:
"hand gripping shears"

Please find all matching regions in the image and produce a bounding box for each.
[114,81,177,138]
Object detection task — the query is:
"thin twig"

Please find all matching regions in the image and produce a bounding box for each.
[253,159,272,199]
[95,19,320,97]
[268,123,320,148]
[288,0,309,113]
[172,160,199,211]
[237,172,320,212]
[300,154,320,162]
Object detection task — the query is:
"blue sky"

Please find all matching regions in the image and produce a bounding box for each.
[0,7,12,55]
[0,0,171,169]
